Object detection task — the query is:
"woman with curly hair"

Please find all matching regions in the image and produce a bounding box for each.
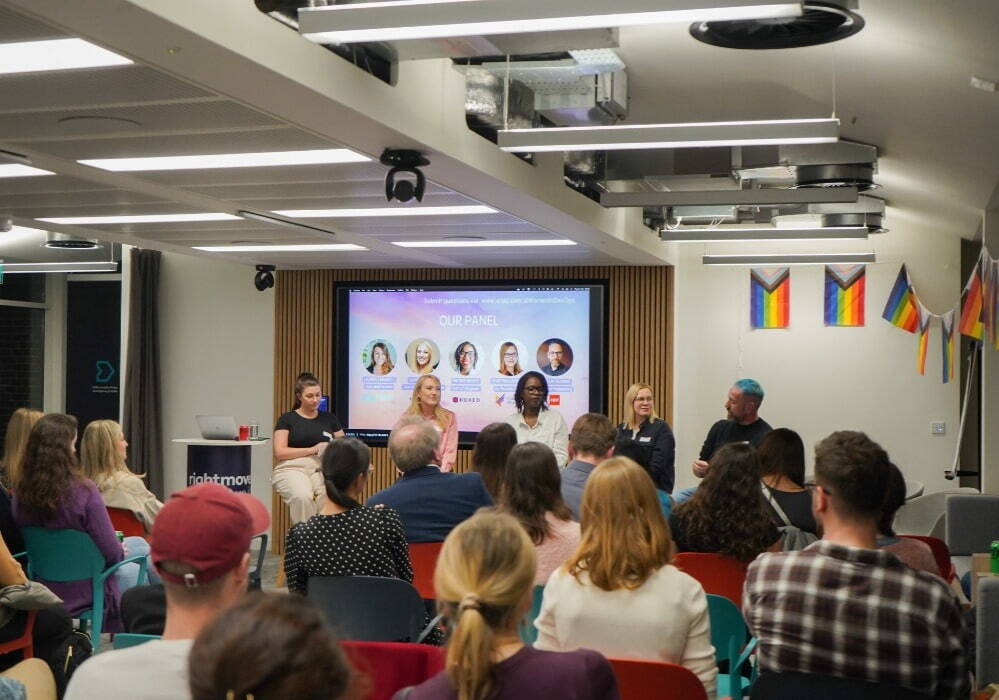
[669,442,782,562]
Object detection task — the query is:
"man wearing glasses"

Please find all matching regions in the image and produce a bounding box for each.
[541,340,570,376]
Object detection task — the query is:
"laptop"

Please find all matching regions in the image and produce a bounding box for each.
[196,415,239,440]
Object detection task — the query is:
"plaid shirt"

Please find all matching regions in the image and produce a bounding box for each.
[743,541,968,699]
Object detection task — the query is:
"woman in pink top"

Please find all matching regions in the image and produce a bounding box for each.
[500,442,580,585]
[401,375,457,472]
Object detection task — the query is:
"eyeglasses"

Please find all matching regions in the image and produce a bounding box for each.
[548,350,564,355]
[524,386,544,393]
[459,350,475,357]
[503,352,518,358]
[804,480,832,496]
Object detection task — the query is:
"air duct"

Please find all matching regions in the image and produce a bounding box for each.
[44,232,101,250]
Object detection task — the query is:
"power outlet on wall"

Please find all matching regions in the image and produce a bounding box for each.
[930,421,946,435]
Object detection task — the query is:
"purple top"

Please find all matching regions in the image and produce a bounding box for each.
[403,646,619,700]
[13,478,124,632]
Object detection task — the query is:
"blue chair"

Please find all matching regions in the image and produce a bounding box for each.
[22,527,148,650]
[112,633,161,650]
[707,594,757,698]
[518,585,545,645]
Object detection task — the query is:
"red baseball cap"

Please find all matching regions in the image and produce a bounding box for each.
[151,483,269,587]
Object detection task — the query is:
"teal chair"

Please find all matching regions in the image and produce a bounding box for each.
[706,594,757,698]
[517,585,545,645]
[22,527,148,650]
[112,633,161,650]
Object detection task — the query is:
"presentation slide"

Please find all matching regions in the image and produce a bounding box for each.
[335,284,605,442]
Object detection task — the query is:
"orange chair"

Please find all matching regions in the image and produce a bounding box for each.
[107,507,146,539]
[897,534,955,581]
[341,641,444,700]
[0,610,36,659]
[609,657,709,700]
[408,542,443,599]
[674,552,749,609]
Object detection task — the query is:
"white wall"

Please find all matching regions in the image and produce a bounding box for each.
[672,223,962,495]
[159,252,275,514]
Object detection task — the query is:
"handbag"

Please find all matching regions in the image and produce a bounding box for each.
[761,483,818,552]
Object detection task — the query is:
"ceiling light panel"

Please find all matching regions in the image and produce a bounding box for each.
[0,38,132,75]
[37,213,240,224]
[0,164,54,178]
[273,205,496,218]
[702,253,876,265]
[79,149,370,172]
[392,239,576,248]
[662,227,870,242]
[299,0,802,43]
[194,244,366,252]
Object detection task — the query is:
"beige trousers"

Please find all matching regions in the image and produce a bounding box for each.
[271,456,326,524]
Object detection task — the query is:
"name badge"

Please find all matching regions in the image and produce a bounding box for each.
[639,437,652,443]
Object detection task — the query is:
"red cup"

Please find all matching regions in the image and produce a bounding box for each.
[238,424,250,441]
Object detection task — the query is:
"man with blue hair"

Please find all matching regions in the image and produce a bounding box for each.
[691,379,772,480]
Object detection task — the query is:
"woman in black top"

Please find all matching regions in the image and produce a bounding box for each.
[615,383,676,493]
[757,428,818,535]
[272,372,345,524]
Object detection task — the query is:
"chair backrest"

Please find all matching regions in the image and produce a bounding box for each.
[341,641,445,700]
[892,489,978,539]
[307,575,425,642]
[407,542,443,599]
[608,657,707,700]
[706,594,748,664]
[22,527,108,582]
[945,494,999,556]
[517,585,545,645]
[112,633,161,650]
[106,507,145,538]
[897,534,954,581]
[750,671,928,700]
[674,553,749,609]
[978,577,999,687]
[247,532,268,591]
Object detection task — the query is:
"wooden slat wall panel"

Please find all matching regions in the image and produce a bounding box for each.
[271,266,672,552]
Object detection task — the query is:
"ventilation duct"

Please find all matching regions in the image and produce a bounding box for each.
[689,0,864,49]
[44,232,101,250]
[465,68,536,140]
[796,163,875,190]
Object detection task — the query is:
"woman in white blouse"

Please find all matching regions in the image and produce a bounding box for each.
[503,371,568,467]
[535,456,717,696]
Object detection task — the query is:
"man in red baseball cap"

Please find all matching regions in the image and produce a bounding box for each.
[66,483,269,700]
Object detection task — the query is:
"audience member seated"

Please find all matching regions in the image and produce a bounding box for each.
[499,442,580,585]
[66,482,269,700]
[536,457,717,695]
[0,408,42,553]
[744,431,968,698]
[876,462,939,576]
[400,511,619,700]
[560,413,616,521]
[757,428,818,536]
[613,437,671,518]
[470,422,518,500]
[615,383,676,493]
[670,442,781,561]
[80,419,163,534]
[188,592,354,700]
[367,417,492,543]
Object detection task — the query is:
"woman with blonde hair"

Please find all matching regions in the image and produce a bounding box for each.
[535,457,716,695]
[409,340,437,375]
[401,511,618,700]
[80,419,162,532]
[615,383,675,493]
[399,375,457,473]
[1,408,43,491]
[497,342,522,377]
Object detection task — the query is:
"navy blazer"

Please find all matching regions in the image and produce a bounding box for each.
[366,466,493,543]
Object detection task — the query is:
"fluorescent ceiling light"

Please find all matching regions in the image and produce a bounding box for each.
[274,205,495,218]
[194,244,366,252]
[79,149,369,172]
[392,239,576,248]
[37,213,240,225]
[0,262,118,274]
[299,0,801,43]
[0,164,54,178]
[0,38,131,75]
[602,186,858,207]
[702,253,876,266]
[499,118,838,152]
[662,227,870,242]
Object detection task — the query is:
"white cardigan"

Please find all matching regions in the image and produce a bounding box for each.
[535,563,717,696]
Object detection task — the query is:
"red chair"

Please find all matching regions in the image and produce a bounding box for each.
[0,610,36,659]
[609,657,709,700]
[107,508,146,539]
[341,641,444,700]
[408,542,443,599]
[674,552,749,609]
[898,534,955,581]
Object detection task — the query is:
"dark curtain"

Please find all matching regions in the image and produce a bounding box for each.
[122,249,163,498]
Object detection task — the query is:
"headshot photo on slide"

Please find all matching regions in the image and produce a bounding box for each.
[452,341,478,376]
[363,339,396,375]
[495,340,526,377]
[537,338,572,376]
[406,338,440,374]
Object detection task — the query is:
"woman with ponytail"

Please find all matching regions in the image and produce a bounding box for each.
[401,511,618,700]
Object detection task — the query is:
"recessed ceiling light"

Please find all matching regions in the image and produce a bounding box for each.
[661,227,870,242]
[273,205,495,218]
[0,261,118,273]
[0,38,132,75]
[392,239,576,248]
[79,148,370,171]
[37,213,240,224]
[0,164,54,178]
[193,243,367,252]
[702,253,876,266]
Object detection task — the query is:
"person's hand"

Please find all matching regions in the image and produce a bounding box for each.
[312,442,325,457]
[692,459,710,479]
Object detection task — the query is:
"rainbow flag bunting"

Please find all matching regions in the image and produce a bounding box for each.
[750,267,790,329]
[824,264,866,326]
[881,265,920,333]
[916,305,932,375]
[941,310,956,383]
[959,257,984,340]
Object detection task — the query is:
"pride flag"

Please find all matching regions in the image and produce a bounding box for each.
[750,267,790,329]
[916,305,931,375]
[824,264,866,326]
[881,265,919,333]
[959,259,984,340]
[941,310,956,383]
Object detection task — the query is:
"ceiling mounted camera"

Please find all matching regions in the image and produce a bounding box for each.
[380,149,429,203]
[254,264,275,291]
